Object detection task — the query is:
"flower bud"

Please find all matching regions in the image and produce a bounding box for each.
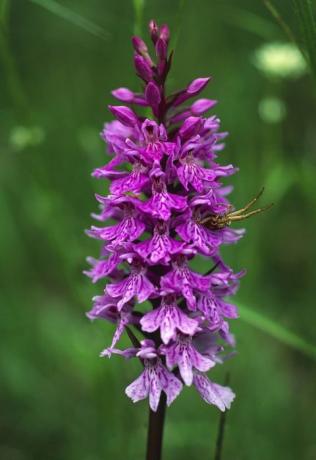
[159,24,170,43]
[112,87,148,106]
[134,54,153,82]
[155,38,167,61]
[145,82,161,108]
[149,19,159,44]
[179,116,202,139]
[132,36,148,54]
[108,105,138,126]
[187,77,211,94]
[191,98,217,115]
[112,87,134,102]
[171,77,212,107]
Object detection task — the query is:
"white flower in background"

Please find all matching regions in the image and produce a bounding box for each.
[253,42,307,79]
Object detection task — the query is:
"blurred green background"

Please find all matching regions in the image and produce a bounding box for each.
[1,1,316,459]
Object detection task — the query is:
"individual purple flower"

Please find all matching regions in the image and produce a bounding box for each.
[83,251,120,283]
[140,295,199,344]
[109,161,150,195]
[175,209,222,256]
[125,340,183,411]
[85,20,250,417]
[88,300,136,356]
[87,197,145,244]
[106,261,156,310]
[197,292,238,331]
[138,175,187,220]
[160,255,211,309]
[162,333,216,386]
[176,151,217,192]
[133,221,185,264]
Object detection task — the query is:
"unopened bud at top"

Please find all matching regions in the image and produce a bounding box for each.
[159,24,170,43]
[156,38,167,61]
[149,19,159,44]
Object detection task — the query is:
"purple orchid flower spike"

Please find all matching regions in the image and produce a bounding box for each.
[84,17,265,460]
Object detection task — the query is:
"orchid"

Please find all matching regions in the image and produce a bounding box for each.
[85,20,250,455]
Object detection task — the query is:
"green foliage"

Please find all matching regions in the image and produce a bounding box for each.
[292,0,316,75]
[238,303,316,360]
[30,0,109,40]
[133,0,145,35]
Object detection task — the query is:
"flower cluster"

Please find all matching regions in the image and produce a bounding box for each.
[85,20,245,412]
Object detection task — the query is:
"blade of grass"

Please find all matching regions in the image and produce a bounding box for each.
[133,0,145,36]
[263,0,298,44]
[172,0,186,51]
[29,0,109,41]
[292,0,316,77]
[219,5,280,40]
[237,302,316,360]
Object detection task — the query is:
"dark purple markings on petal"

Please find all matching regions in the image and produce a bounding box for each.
[163,370,183,407]
[140,299,198,344]
[87,216,145,244]
[110,168,149,195]
[125,369,150,403]
[139,191,187,221]
[86,295,118,321]
[176,219,221,256]
[133,229,185,265]
[148,367,163,411]
[163,335,215,386]
[84,252,120,283]
[160,261,211,310]
[193,373,235,411]
[106,270,155,310]
[177,159,217,193]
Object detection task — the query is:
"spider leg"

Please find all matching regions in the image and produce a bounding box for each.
[229,202,274,222]
[229,187,265,216]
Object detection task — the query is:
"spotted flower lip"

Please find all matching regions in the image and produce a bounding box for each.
[85,19,245,411]
[140,296,199,344]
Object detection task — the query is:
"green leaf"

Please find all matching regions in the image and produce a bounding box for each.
[237,302,316,360]
[29,0,109,40]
